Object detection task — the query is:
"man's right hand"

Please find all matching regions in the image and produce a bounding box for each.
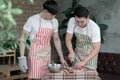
[18,56,28,73]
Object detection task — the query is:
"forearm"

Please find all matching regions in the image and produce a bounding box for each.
[19,30,29,57]
[83,42,101,63]
[65,33,74,54]
[66,39,74,54]
[54,38,64,59]
[84,49,99,63]
[20,40,26,57]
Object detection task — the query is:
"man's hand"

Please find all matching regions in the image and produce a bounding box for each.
[18,56,28,73]
[74,61,86,68]
[60,58,68,67]
[68,52,75,63]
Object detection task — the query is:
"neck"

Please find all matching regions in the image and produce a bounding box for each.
[41,11,47,20]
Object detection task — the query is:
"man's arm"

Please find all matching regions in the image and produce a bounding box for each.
[18,30,30,73]
[76,42,101,67]
[84,42,101,64]
[20,30,30,57]
[65,33,75,62]
[53,32,68,66]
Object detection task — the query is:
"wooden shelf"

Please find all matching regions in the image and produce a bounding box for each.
[0,65,19,72]
[0,50,15,55]
[0,54,15,57]
[0,50,16,65]
[0,74,28,80]
[0,50,29,80]
[0,65,29,80]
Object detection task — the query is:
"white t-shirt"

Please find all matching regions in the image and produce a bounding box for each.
[67,17,101,42]
[23,14,58,39]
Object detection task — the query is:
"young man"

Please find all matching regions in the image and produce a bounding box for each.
[18,0,68,80]
[66,5,101,70]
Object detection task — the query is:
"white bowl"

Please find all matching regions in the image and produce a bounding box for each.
[48,64,62,73]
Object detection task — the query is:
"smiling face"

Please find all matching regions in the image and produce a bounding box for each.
[75,16,89,28]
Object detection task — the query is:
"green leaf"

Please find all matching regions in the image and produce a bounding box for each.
[61,19,69,24]
[65,13,74,19]
[101,35,104,43]
[59,24,67,30]
[29,39,35,44]
[0,47,6,55]
[72,0,78,9]
[90,16,96,22]
[24,42,30,50]
[99,24,108,30]
[11,8,23,14]
[8,0,12,9]
[13,43,18,49]
[0,0,4,5]
[24,33,29,39]
[11,45,14,49]
[0,32,4,40]
[7,31,15,39]
[6,24,14,30]
[3,14,16,25]
[0,22,4,28]
[29,0,34,4]
[0,2,6,10]
[63,8,74,15]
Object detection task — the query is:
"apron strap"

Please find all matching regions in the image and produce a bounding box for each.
[39,13,54,31]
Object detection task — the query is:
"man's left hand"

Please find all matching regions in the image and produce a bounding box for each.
[74,61,86,68]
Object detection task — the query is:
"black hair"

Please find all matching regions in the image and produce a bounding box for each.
[74,5,89,18]
[43,0,58,15]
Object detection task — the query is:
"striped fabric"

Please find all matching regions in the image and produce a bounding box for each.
[43,70,100,80]
[34,28,53,48]
[74,33,98,69]
[28,27,53,79]
[75,33,92,50]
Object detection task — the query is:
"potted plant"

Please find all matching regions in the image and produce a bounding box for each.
[0,0,34,55]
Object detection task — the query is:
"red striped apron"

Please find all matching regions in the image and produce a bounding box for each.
[28,24,53,78]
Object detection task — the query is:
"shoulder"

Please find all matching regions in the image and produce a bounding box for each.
[89,19,100,29]
[69,17,75,22]
[66,17,76,33]
[28,14,39,21]
[68,17,76,25]
[52,18,58,23]
[88,19,100,36]
[89,19,99,27]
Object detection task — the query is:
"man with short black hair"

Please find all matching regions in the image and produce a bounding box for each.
[66,5,101,70]
[18,0,68,80]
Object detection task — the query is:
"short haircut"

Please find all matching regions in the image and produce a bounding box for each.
[43,0,58,15]
[74,5,89,18]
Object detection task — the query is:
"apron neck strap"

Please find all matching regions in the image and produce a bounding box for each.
[39,13,53,28]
